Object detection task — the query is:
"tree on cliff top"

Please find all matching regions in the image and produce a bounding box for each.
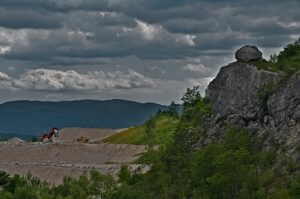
[271,38,300,74]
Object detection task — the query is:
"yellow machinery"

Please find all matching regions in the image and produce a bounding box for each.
[74,136,89,143]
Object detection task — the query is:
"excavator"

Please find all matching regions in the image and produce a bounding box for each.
[39,128,59,142]
[40,128,89,143]
[73,136,89,143]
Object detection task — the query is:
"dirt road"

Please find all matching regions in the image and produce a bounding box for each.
[58,127,118,142]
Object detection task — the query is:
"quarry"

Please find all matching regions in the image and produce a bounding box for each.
[0,128,149,184]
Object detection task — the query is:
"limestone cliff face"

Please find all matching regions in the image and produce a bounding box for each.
[207,62,283,121]
[266,75,300,154]
[268,75,300,125]
[206,46,300,159]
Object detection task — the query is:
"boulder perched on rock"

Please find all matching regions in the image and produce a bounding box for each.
[235,45,262,62]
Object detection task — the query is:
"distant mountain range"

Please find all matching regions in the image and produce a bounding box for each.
[0,99,167,137]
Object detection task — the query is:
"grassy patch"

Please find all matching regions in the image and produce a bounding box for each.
[103,115,179,145]
[252,39,300,75]
[104,126,145,144]
[252,59,280,73]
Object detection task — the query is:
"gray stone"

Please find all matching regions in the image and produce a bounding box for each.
[290,119,296,126]
[235,45,262,62]
[213,113,222,124]
[205,48,300,158]
[268,75,300,125]
[207,62,283,119]
[295,105,300,121]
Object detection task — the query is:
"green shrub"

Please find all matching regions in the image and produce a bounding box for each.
[252,59,280,72]
[180,86,211,126]
[0,192,13,199]
[14,186,38,199]
[277,39,300,74]
[253,38,300,75]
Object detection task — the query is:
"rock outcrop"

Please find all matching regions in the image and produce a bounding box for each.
[206,45,300,160]
[267,75,300,125]
[266,75,300,154]
[207,62,283,121]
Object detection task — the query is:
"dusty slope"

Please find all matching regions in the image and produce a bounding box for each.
[0,143,147,164]
[58,127,118,142]
[0,142,148,184]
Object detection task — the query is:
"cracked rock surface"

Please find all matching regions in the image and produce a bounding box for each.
[206,46,300,160]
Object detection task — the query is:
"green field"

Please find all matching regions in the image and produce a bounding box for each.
[103,115,179,145]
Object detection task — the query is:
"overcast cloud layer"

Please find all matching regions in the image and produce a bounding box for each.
[0,0,299,104]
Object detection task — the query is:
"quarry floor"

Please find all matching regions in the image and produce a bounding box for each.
[0,128,149,184]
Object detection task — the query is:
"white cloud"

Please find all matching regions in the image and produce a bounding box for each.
[182,57,211,73]
[0,72,10,81]
[0,28,29,47]
[183,63,210,73]
[0,72,14,90]
[278,21,300,28]
[176,34,196,46]
[68,30,95,40]
[121,19,196,47]
[187,77,214,96]
[187,77,214,86]
[291,34,300,40]
[0,45,11,55]
[149,66,166,75]
[135,20,161,40]
[0,68,156,91]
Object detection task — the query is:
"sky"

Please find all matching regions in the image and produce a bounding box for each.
[0,0,299,104]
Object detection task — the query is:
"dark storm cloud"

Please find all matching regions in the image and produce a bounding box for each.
[0,8,63,29]
[0,0,106,12]
[0,0,298,63]
[162,19,222,34]
[0,0,299,103]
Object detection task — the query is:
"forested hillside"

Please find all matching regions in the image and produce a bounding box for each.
[0,99,167,136]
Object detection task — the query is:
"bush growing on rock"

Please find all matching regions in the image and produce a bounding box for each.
[253,38,300,75]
